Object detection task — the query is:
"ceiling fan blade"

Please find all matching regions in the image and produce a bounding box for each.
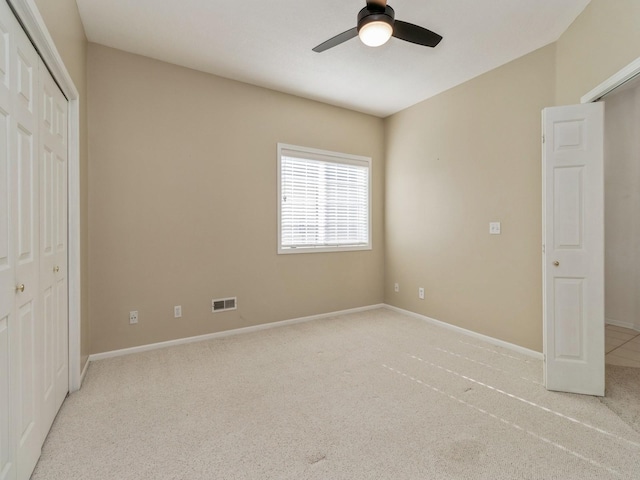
[312,27,359,53]
[393,20,442,48]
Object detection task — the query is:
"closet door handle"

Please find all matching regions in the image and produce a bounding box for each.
[16,283,25,293]
[54,266,60,273]
[553,261,560,266]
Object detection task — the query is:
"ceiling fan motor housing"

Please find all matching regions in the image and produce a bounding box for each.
[312,2,441,53]
[357,5,395,33]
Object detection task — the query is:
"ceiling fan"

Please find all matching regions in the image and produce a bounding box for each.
[312,0,442,53]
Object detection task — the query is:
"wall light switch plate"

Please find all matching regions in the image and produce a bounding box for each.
[394,283,400,292]
[489,222,501,235]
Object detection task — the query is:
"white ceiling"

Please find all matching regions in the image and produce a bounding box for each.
[75,0,591,118]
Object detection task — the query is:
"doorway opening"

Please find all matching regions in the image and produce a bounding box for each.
[542,57,640,396]
[602,75,640,368]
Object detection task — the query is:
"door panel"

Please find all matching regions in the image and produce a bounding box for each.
[13,12,42,479]
[55,276,66,379]
[54,274,67,409]
[16,126,34,262]
[42,286,53,407]
[51,76,67,412]
[41,148,53,256]
[17,303,35,445]
[56,155,66,255]
[0,109,8,273]
[39,60,68,432]
[16,300,39,479]
[55,101,65,148]
[0,5,14,479]
[0,316,13,480]
[40,105,55,429]
[0,109,10,335]
[553,166,584,248]
[16,50,33,116]
[0,17,8,90]
[1,2,69,478]
[553,278,584,359]
[543,102,605,396]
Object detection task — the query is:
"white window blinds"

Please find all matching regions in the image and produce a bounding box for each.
[278,144,371,253]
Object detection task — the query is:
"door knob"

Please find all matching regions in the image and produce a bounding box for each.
[16,283,25,293]
[553,261,560,266]
[54,265,59,273]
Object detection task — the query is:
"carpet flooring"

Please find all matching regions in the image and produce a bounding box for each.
[32,308,640,479]
[602,364,640,434]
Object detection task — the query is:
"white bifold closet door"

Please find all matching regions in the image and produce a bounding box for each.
[0,0,69,479]
[38,41,68,440]
[0,3,42,477]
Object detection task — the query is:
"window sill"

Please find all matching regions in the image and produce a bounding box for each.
[278,244,372,255]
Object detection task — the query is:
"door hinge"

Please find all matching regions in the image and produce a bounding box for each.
[542,134,545,144]
[542,244,545,253]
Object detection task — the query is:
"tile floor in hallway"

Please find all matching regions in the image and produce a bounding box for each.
[606,324,640,367]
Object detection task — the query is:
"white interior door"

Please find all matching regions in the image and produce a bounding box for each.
[52,72,68,419]
[13,11,42,477]
[0,4,16,478]
[39,58,68,436]
[0,1,70,478]
[543,102,605,396]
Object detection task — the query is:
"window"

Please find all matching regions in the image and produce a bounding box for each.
[278,143,371,254]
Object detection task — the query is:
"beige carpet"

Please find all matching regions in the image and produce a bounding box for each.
[602,364,640,434]
[33,308,640,479]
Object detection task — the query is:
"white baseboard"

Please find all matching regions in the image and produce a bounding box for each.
[88,302,543,364]
[606,318,640,333]
[383,304,543,360]
[79,357,90,385]
[89,304,385,362]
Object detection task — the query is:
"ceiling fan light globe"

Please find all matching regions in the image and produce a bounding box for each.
[358,21,393,47]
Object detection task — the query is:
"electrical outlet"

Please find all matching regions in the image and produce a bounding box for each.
[418,288,425,300]
[129,310,138,324]
[174,305,182,318]
[490,222,501,235]
[394,282,400,293]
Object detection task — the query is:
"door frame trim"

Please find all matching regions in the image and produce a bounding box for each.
[8,0,82,392]
[581,55,640,103]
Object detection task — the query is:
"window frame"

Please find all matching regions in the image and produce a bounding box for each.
[277,143,372,255]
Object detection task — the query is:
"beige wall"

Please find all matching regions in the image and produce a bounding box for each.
[604,83,640,331]
[34,0,90,366]
[87,44,385,354]
[384,45,556,352]
[556,0,640,105]
[384,0,640,353]
[35,0,640,358]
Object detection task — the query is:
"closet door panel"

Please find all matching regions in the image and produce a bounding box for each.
[13,16,41,480]
[15,117,39,480]
[52,92,67,410]
[39,61,67,431]
[0,71,11,328]
[0,6,15,479]
[0,317,12,480]
[0,3,69,478]
[39,80,55,429]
